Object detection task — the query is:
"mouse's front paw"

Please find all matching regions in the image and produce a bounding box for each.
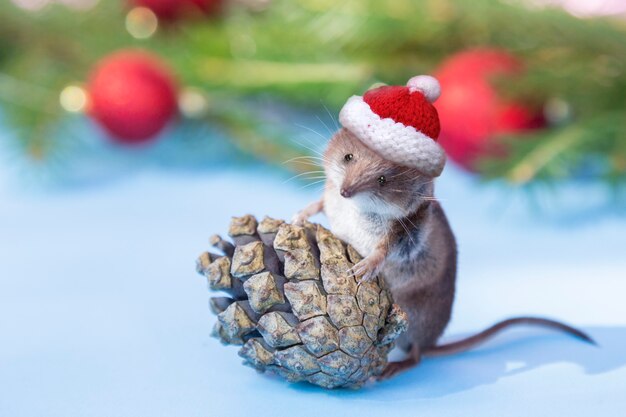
[350,254,384,283]
[291,212,307,226]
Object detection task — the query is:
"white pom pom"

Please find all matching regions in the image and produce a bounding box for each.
[406,75,441,102]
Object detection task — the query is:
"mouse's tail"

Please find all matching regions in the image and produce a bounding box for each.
[423,317,596,357]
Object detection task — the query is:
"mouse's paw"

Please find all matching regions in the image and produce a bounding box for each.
[290,212,308,226]
[377,362,407,381]
[350,254,384,283]
[377,346,420,381]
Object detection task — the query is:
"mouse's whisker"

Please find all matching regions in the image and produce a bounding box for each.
[291,142,326,160]
[288,160,325,169]
[315,115,334,137]
[282,155,325,165]
[291,169,326,175]
[321,102,340,131]
[400,220,417,245]
[310,183,326,194]
[290,135,329,159]
[367,196,416,245]
[283,170,326,184]
[402,188,438,201]
[417,196,440,202]
[294,123,331,144]
[415,179,435,187]
[299,179,327,190]
[388,168,414,179]
[396,216,416,246]
[284,160,324,169]
[294,124,327,143]
[385,200,418,230]
[382,199,421,234]
[299,175,327,180]
[298,177,328,183]
[410,191,439,200]
[401,214,419,231]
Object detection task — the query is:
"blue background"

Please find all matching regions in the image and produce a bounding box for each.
[0,124,625,417]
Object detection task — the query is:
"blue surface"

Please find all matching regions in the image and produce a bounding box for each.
[1,147,625,416]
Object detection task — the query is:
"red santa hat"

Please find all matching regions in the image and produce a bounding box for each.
[339,75,446,177]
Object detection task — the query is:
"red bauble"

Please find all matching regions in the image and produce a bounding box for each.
[87,50,178,144]
[434,48,545,170]
[128,0,223,20]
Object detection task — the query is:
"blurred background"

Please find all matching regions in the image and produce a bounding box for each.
[0,0,625,192]
[0,1,625,416]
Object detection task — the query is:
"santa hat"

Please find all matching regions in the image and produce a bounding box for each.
[339,75,446,177]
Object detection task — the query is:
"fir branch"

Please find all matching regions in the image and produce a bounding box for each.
[0,0,624,187]
[481,111,626,184]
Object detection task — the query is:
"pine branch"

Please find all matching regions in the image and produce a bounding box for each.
[0,0,624,187]
[480,111,626,184]
[206,98,311,172]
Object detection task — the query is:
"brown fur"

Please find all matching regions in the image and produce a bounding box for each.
[388,202,457,350]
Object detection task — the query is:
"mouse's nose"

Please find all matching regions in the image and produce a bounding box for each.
[340,188,353,198]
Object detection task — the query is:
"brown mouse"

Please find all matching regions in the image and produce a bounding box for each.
[292,76,594,380]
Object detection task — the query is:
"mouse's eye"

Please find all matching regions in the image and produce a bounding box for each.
[378,175,387,186]
[344,154,353,162]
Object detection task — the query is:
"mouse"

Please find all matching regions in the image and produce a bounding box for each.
[291,75,595,380]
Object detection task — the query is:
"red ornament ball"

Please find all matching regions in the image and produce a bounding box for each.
[87,49,178,144]
[128,0,223,20]
[434,48,545,170]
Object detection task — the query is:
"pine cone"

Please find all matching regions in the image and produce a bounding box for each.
[196,215,408,389]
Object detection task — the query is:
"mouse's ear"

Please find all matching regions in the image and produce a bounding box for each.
[406,75,441,103]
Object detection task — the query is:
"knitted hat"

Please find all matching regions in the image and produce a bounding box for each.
[339,75,446,177]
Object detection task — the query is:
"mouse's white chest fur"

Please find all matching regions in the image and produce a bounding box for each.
[323,187,390,257]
